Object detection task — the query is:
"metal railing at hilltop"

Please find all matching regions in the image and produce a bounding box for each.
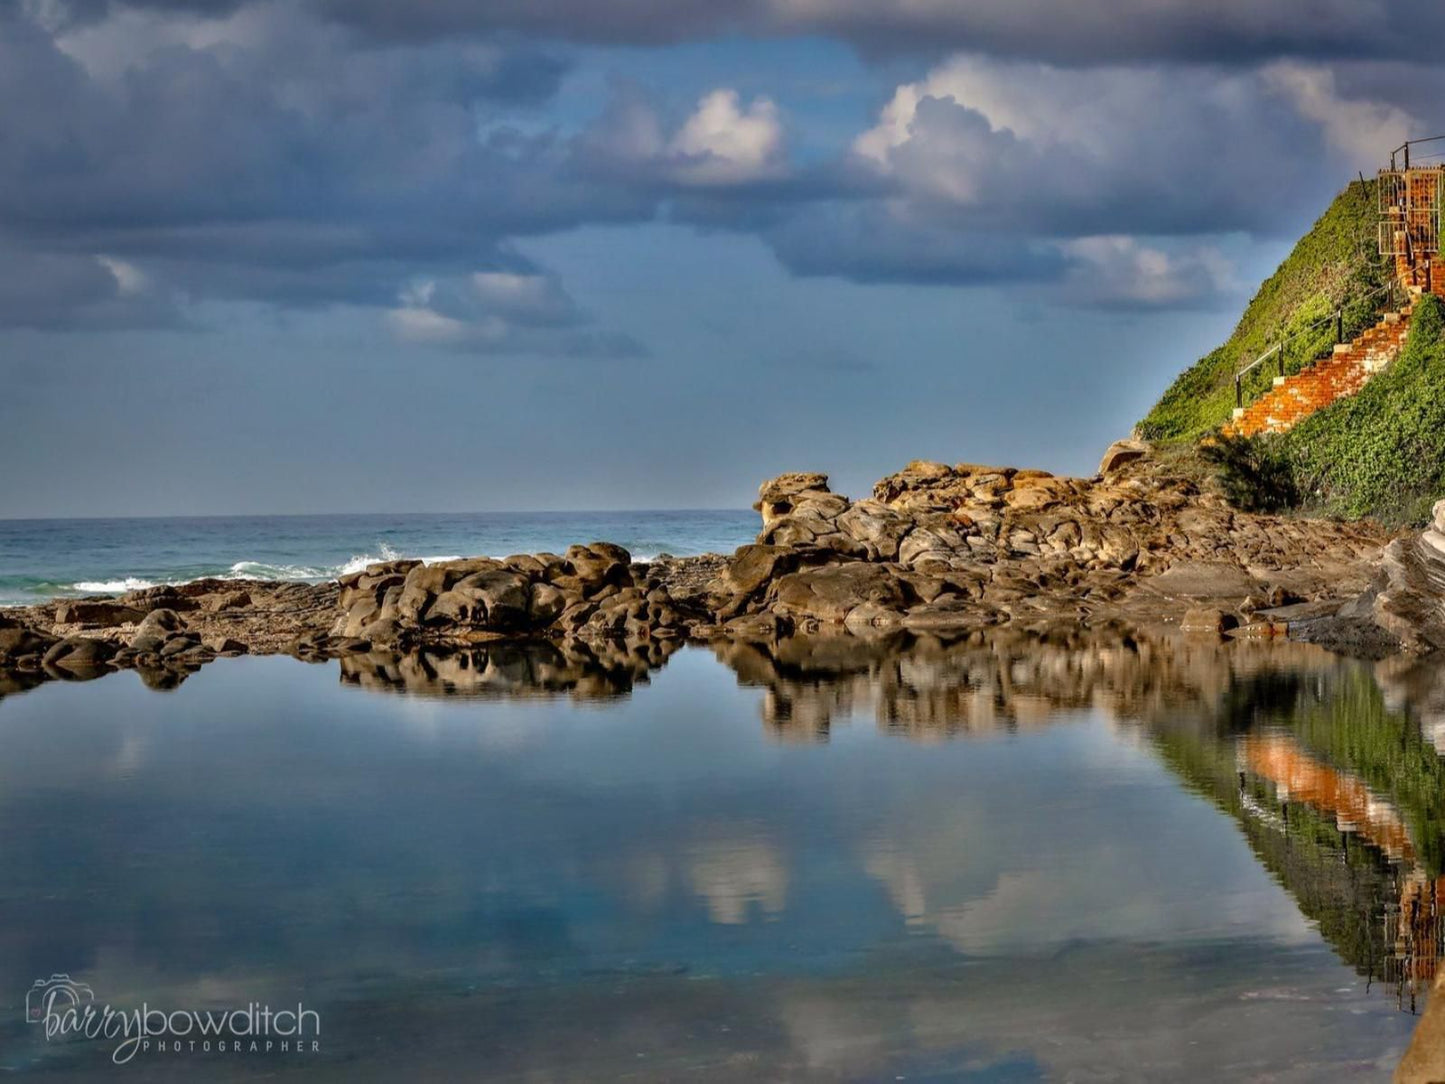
[1232,276,1408,410]
[1389,136,1445,170]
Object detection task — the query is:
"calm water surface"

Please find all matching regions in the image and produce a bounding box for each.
[0,632,1440,1080]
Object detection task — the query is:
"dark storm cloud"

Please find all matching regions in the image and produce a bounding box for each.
[82,0,1445,65]
[0,3,656,343]
[2,0,1437,331]
[765,201,1065,286]
[0,243,180,330]
[854,67,1336,239]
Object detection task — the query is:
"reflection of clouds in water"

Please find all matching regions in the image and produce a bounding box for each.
[863,847,929,926]
[779,994,893,1072]
[687,836,788,925]
[71,949,302,1017]
[622,851,670,911]
[0,633,1426,1078]
[107,728,150,779]
[895,849,1317,956]
[855,724,1319,957]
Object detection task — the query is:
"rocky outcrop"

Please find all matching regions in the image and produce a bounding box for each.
[1345,499,1445,654]
[707,453,1387,640]
[330,543,700,651]
[0,443,1409,700]
[1097,438,1150,475]
[0,577,340,688]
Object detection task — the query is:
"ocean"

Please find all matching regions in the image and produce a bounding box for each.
[0,510,757,605]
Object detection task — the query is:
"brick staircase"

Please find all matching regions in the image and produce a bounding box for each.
[1225,302,1414,437]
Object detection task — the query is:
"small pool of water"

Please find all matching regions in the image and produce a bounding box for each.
[0,633,1436,1080]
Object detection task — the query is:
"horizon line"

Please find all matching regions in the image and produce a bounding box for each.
[0,507,755,524]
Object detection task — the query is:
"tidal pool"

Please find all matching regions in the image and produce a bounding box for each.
[0,632,1439,1080]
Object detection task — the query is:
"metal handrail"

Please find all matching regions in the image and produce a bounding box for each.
[1232,277,1405,410]
[1390,135,1445,170]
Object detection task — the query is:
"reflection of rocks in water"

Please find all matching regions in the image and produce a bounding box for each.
[1388,873,1445,1012]
[0,666,48,702]
[0,658,199,700]
[337,638,683,701]
[712,625,1354,743]
[1240,730,1445,1010]
[707,621,1445,1015]
[1375,654,1445,754]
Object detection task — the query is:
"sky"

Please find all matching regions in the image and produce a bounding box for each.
[1,0,1442,516]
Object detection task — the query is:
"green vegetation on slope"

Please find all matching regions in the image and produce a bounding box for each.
[1140,179,1390,441]
[1198,295,1445,526]
[1285,293,1445,524]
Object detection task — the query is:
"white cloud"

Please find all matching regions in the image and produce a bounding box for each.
[385,269,641,357]
[95,255,147,296]
[469,271,579,325]
[388,300,502,347]
[584,85,790,187]
[1263,60,1415,167]
[1060,236,1238,308]
[669,88,787,185]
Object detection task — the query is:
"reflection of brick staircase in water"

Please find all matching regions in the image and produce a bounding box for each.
[1224,302,1414,437]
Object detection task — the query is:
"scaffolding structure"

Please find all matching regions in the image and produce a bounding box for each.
[1378,168,1443,260]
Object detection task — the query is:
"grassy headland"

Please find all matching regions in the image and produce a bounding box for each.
[1141,178,1445,526]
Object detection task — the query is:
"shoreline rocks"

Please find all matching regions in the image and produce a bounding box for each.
[705,453,1390,643]
[0,443,1429,695]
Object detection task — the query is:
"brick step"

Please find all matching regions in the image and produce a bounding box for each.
[1223,305,1412,437]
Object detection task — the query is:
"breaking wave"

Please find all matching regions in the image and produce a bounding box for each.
[47,544,474,600]
[70,577,159,593]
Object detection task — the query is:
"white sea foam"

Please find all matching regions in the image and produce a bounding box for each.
[227,561,328,580]
[58,542,576,599]
[335,543,404,577]
[226,543,425,582]
[71,577,158,593]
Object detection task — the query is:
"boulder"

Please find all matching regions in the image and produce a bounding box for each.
[54,600,145,626]
[898,524,968,569]
[199,590,252,612]
[528,582,568,626]
[428,569,532,630]
[338,559,421,590]
[42,636,118,670]
[158,632,203,657]
[554,544,631,596]
[119,585,199,613]
[755,473,834,529]
[0,623,57,661]
[834,500,914,560]
[130,609,187,652]
[1147,562,1260,602]
[772,564,908,624]
[901,596,992,631]
[719,544,798,598]
[1097,439,1150,475]
[1180,608,1236,634]
[394,564,455,625]
[757,472,830,506]
[842,602,906,634]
